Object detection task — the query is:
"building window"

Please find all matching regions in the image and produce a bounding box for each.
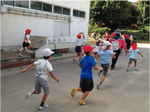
[31,1,42,11]
[63,8,70,15]
[73,10,78,17]
[16,1,29,8]
[73,10,85,18]
[43,3,52,12]
[54,6,62,14]
[3,1,14,6]
[79,11,85,18]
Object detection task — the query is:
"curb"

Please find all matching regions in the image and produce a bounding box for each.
[0,56,75,70]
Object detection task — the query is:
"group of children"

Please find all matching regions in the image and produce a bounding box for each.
[21,29,143,110]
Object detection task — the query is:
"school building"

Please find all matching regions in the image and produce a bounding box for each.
[0,1,90,52]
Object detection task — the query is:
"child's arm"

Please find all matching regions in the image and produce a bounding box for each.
[95,54,100,59]
[94,65,100,70]
[79,64,82,68]
[81,32,85,39]
[49,71,59,82]
[138,51,143,57]
[21,63,35,73]
[112,54,116,59]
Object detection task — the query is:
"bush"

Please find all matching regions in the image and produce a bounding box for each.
[95,27,110,35]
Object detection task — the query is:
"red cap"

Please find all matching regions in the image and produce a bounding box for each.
[83,45,93,52]
[106,35,110,39]
[25,29,31,34]
[126,35,130,39]
[132,43,137,50]
[77,34,81,39]
[111,32,116,36]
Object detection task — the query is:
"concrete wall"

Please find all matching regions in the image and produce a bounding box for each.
[1,1,90,51]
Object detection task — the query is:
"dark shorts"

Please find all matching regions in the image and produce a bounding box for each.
[129,58,137,64]
[80,78,94,93]
[75,46,82,53]
[23,41,29,47]
[93,52,98,55]
[101,63,109,76]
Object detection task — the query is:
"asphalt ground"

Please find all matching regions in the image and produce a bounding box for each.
[1,47,149,112]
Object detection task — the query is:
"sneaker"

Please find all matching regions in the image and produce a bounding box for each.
[39,105,49,110]
[97,70,103,77]
[134,68,137,71]
[19,53,23,57]
[25,89,34,99]
[97,84,100,89]
[73,57,76,62]
[110,68,115,70]
[127,68,129,72]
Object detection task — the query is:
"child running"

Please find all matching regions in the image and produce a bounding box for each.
[71,45,100,105]
[126,43,143,72]
[21,48,59,110]
[93,39,103,61]
[19,29,32,57]
[95,41,116,89]
[73,32,85,62]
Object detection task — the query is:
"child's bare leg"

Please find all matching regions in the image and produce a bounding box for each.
[40,94,48,106]
[21,48,25,54]
[81,91,90,100]
[79,52,82,62]
[78,91,90,105]
[134,62,136,67]
[100,75,106,83]
[77,87,82,91]
[127,63,131,68]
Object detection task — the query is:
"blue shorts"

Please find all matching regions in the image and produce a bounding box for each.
[80,78,94,93]
[35,76,50,94]
[75,46,82,53]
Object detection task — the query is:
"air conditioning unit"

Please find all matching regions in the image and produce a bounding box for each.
[0,6,7,14]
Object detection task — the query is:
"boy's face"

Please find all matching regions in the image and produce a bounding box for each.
[48,55,52,60]
[106,45,111,50]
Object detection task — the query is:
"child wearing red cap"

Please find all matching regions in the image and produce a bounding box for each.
[126,43,143,72]
[73,32,85,62]
[19,29,32,57]
[71,45,100,105]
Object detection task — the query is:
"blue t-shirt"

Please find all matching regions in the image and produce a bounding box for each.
[129,48,139,59]
[80,56,96,79]
[98,50,114,64]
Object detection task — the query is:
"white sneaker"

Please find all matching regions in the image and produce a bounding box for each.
[39,105,49,110]
[19,53,23,57]
[134,68,137,71]
[97,84,100,89]
[25,89,34,99]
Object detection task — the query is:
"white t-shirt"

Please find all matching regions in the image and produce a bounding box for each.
[24,34,31,43]
[75,35,84,46]
[34,59,53,81]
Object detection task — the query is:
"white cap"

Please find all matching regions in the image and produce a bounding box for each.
[42,48,54,57]
[102,41,111,50]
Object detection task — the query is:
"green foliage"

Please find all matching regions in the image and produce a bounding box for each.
[85,42,90,45]
[95,27,110,34]
[90,1,142,31]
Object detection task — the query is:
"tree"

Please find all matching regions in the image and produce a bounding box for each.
[89,1,141,32]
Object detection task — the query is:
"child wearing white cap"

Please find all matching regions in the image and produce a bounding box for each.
[21,48,59,110]
[95,41,116,89]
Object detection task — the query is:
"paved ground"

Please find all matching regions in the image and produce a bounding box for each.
[1,47,149,112]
